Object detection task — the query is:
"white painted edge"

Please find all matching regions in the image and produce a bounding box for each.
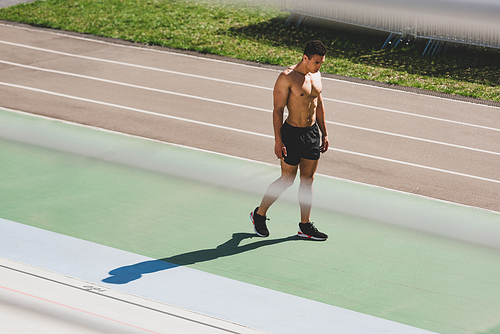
[0,218,437,334]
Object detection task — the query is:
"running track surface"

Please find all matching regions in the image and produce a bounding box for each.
[0,23,499,212]
[1,22,500,334]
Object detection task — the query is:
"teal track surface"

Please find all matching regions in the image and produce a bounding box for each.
[1,109,500,334]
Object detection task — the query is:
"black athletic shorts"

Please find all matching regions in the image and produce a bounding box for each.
[280,121,321,166]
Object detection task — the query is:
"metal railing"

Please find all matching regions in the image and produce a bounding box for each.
[281,0,500,54]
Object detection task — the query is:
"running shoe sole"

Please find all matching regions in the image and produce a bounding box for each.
[297,231,327,241]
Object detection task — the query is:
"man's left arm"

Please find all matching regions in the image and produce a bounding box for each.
[316,93,329,153]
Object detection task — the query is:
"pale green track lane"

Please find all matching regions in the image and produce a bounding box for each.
[1,109,500,334]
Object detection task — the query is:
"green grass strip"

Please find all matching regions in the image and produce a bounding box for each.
[1,0,499,102]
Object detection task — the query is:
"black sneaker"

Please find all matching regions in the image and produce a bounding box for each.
[298,222,328,241]
[250,207,269,237]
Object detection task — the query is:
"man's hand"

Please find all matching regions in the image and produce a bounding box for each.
[275,140,287,159]
[320,135,329,153]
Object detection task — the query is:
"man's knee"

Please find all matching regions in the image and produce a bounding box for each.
[280,174,295,188]
[299,174,315,186]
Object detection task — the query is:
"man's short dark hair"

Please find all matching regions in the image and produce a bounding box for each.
[304,40,327,59]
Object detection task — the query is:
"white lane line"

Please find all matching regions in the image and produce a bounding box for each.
[323,97,500,133]
[0,22,280,73]
[331,148,500,185]
[0,22,495,119]
[1,81,499,185]
[2,60,499,157]
[0,40,268,91]
[1,23,498,118]
[330,121,500,157]
[0,59,269,113]
[1,40,499,132]
[0,81,272,139]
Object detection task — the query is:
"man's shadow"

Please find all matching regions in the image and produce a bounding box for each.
[103,233,300,284]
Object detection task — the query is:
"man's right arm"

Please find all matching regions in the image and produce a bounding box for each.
[272,72,290,159]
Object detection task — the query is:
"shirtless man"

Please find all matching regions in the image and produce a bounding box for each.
[250,40,329,241]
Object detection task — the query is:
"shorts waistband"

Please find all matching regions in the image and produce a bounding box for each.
[283,121,317,131]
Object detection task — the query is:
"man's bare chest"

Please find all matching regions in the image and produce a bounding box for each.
[290,75,322,98]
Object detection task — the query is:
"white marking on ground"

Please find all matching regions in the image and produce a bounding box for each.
[1,60,499,156]
[0,218,437,334]
[1,82,498,184]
